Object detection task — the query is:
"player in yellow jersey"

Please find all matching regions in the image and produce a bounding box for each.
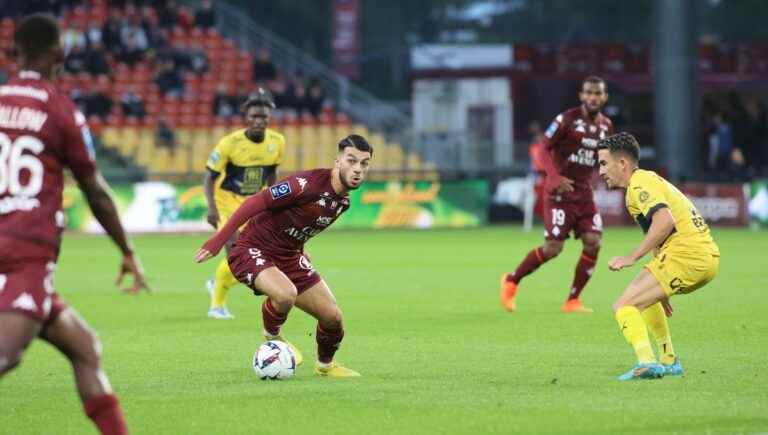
[596,132,720,381]
[204,89,284,320]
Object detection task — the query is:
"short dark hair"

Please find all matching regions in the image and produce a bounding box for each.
[583,75,606,89]
[240,87,276,113]
[597,132,640,162]
[14,14,60,61]
[338,134,373,157]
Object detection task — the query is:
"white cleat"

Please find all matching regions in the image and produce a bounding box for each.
[207,307,235,319]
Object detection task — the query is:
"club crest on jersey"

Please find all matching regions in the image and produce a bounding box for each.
[270,182,291,199]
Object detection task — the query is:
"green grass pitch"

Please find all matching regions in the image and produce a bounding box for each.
[1,226,767,434]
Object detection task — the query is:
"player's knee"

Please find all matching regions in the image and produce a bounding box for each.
[583,238,601,256]
[543,242,563,259]
[73,328,103,369]
[271,285,298,312]
[321,306,343,330]
[0,342,25,375]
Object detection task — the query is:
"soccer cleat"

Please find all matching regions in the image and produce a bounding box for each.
[560,298,594,314]
[314,361,361,378]
[264,333,303,366]
[617,362,665,381]
[499,274,518,312]
[662,357,684,376]
[205,278,215,297]
[207,306,235,319]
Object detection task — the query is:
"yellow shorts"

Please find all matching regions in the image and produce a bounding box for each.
[645,250,720,297]
[214,190,248,230]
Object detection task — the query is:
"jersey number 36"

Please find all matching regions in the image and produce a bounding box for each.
[0,133,45,197]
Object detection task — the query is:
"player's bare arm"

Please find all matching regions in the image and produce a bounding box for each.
[608,207,675,271]
[194,191,269,262]
[76,171,150,293]
[203,169,220,228]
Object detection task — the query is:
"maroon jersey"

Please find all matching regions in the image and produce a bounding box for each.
[542,106,613,202]
[237,168,350,255]
[0,71,97,262]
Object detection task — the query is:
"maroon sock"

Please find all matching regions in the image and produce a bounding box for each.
[83,394,127,435]
[316,324,344,364]
[507,247,546,284]
[262,299,288,336]
[568,251,597,300]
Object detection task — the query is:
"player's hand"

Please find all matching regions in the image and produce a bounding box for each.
[117,253,151,294]
[206,208,219,229]
[661,298,674,317]
[608,256,635,271]
[194,248,214,263]
[555,175,575,193]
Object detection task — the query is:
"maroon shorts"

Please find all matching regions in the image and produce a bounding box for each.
[543,197,603,241]
[228,245,322,295]
[0,261,67,327]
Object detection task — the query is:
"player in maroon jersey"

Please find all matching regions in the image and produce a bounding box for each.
[500,76,613,314]
[0,15,149,435]
[195,135,372,377]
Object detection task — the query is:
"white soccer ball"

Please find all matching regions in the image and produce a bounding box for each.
[253,340,296,380]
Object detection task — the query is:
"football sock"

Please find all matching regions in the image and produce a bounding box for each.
[642,302,676,365]
[615,306,656,364]
[83,394,127,435]
[211,259,238,308]
[568,251,597,300]
[316,324,344,364]
[262,299,288,336]
[507,247,546,284]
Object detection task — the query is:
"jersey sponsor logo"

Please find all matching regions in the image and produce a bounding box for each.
[270,181,292,199]
[544,121,559,138]
[316,216,333,227]
[0,85,49,102]
[567,148,596,166]
[581,138,598,148]
[0,105,48,132]
[283,225,321,242]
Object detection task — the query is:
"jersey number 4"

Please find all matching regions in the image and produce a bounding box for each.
[0,133,45,197]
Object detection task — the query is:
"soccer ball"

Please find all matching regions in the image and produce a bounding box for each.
[253,340,296,380]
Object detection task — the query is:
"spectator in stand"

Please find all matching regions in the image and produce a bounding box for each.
[741,97,767,175]
[85,78,113,119]
[102,9,124,54]
[121,16,149,52]
[156,118,177,152]
[117,36,144,67]
[267,78,290,110]
[62,20,87,54]
[292,83,309,115]
[195,0,216,28]
[64,45,88,73]
[189,45,209,74]
[85,41,109,76]
[155,59,184,96]
[252,48,276,83]
[171,42,193,71]
[708,113,734,171]
[212,83,237,118]
[121,87,146,119]
[306,82,326,117]
[86,19,102,46]
[157,0,179,29]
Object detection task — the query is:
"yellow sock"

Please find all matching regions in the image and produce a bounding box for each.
[615,306,656,364]
[211,259,239,308]
[642,302,675,365]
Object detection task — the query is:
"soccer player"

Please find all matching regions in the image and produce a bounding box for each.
[500,76,613,313]
[194,135,372,378]
[0,14,149,434]
[204,89,284,320]
[596,132,720,380]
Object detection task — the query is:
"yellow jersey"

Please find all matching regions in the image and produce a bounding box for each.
[206,128,285,199]
[625,169,719,255]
